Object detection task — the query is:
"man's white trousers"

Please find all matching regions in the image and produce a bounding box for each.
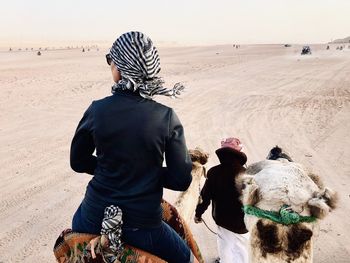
[216,226,249,263]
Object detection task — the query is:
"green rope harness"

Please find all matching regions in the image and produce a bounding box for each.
[243,204,317,225]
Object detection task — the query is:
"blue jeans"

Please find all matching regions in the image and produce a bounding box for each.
[72,204,101,234]
[72,204,193,262]
[122,222,193,263]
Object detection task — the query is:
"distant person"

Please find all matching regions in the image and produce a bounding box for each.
[70,31,196,262]
[195,137,249,263]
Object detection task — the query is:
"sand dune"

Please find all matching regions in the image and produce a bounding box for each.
[0,44,349,262]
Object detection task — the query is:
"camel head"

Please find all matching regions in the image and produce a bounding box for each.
[266,145,293,162]
[238,146,338,263]
[174,148,209,223]
[189,147,209,169]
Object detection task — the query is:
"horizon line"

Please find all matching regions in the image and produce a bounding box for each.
[0,41,342,49]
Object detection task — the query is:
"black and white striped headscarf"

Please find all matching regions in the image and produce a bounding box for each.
[109,31,185,99]
[101,205,123,262]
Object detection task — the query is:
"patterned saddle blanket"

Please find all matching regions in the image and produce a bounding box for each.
[53,199,203,263]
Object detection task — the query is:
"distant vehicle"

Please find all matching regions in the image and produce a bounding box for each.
[301,46,312,55]
[284,44,292,47]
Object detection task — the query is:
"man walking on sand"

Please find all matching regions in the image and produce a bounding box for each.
[194,138,249,263]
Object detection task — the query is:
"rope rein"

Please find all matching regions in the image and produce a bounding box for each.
[201,218,217,235]
[243,204,317,225]
[197,165,218,235]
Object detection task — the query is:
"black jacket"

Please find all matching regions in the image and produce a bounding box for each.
[70,89,192,228]
[195,147,248,234]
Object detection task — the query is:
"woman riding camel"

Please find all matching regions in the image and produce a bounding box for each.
[70,31,195,262]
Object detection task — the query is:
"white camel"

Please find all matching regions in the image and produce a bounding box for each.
[175,148,209,223]
[238,146,337,263]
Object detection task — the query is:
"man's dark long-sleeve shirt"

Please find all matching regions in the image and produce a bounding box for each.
[70,89,192,229]
[195,147,248,234]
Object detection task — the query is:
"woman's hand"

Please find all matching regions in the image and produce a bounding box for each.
[194,216,202,224]
[89,236,100,259]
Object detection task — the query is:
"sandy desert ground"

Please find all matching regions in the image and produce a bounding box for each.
[0,44,349,262]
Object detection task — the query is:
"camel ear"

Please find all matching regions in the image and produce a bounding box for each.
[308,188,338,219]
[241,178,260,206]
[235,173,245,195]
[322,187,338,209]
[308,173,324,189]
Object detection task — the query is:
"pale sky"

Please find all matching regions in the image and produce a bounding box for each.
[0,0,349,47]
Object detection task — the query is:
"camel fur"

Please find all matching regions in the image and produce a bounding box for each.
[238,146,338,263]
[175,147,209,223]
